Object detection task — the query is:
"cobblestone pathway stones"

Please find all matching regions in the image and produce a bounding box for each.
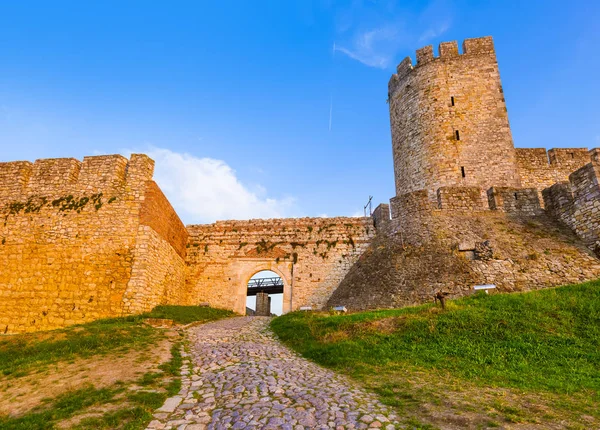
[147,317,401,430]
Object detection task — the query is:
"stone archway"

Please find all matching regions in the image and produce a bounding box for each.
[245,270,284,316]
[237,261,292,315]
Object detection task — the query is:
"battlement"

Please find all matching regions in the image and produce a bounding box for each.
[487,187,542,216]
[391,186,544,219]
[389,36,495,94]
[516,148,599,207]
[516,147,594,169]
[543,161,600,252]
[0,154,155,201]
[437,187,486,211]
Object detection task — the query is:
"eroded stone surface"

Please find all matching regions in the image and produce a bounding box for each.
[149,317,401,429]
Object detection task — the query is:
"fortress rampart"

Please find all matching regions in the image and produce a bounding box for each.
[185,217,373,315]
[0,154,189,333]
[0,154,374,333]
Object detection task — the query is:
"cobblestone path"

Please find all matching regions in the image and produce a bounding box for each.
[147,317,401,430]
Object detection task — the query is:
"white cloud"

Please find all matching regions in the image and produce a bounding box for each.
[334,26,401,69]
[418,21,450,43]
[137,147,296,224]
[331,0,453,69]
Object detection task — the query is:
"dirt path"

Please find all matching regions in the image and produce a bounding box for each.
[147,317,400,429]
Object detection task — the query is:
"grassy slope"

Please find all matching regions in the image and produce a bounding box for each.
[272,280,600,426]
[0,306,233,430]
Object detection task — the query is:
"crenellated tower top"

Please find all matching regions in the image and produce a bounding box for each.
[388,36,521,200]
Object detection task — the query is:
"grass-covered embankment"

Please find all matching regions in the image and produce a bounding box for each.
[0,305,233,378]
[0,305,234,430]
[272,280,600,427]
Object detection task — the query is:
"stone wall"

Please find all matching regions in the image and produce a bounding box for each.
[516,147,597,205]
[543,161,600,254]
[388,36,521,200]
[185,217,373,315]
[487,187,542,216]
[0,154,188,333]
[372,203,390,229]
[437,186,485,210]
[329,209,600,311]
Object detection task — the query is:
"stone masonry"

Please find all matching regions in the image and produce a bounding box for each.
[0,154,189,333]
[185,218,372,316]
[388,36,521,201]
[543,161,600,255]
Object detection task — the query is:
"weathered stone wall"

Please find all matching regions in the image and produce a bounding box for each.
[487,187,542,216]
[516,147,597,205]
[388,36,521,200]
[372,203,390,229]
[0,154,187,333]
[329,209,600,311]
[185,217,373,315]
[139,181,189,258]
[543,161,600,254]
[437,186,486,210]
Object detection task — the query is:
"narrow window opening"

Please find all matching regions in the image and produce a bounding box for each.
[451,96,455,106]
[461,166,465,178]
[514,193,518,200]
[570,152,574,159]
[455,130,460,140]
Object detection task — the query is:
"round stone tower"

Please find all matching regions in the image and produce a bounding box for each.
[388,36,521,199]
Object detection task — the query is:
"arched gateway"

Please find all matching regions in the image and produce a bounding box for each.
[246,270,285,316]
[185,217,373,315]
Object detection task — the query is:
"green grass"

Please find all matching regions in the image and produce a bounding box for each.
[143,305,234,325]
[0,385,124,430]
[271,279,600,396]
[0,305,233,429]
[0,316,159,378]
[0,305,232,379]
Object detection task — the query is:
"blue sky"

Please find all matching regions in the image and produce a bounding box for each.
[1,1,599,223]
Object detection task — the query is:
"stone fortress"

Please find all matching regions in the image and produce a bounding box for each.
[1,36,599,333]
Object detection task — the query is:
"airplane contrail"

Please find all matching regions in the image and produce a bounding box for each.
[329,94,333,132]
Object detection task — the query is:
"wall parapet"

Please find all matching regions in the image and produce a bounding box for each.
[390,190,432,220]
[487,187,542,215]
[515,147,598,208]
[437,187,487,211]
[372,203,390,229]
[0,154,154,202]
[389,36,495,96]
[543,162,600,253]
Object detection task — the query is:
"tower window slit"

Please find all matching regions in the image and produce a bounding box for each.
[461,166,465,178]
[451,96,455,106]
[455,130,460,140]
[514,193,518,200]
